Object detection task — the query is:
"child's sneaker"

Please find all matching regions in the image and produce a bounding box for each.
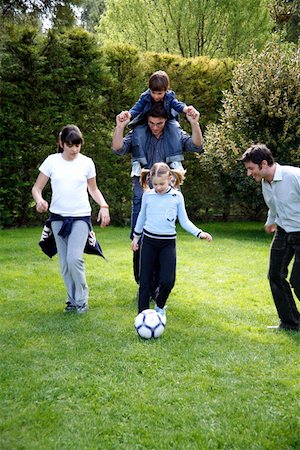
[77,304,88,315]
[64,301,76,313]
[155,305,167,325]
[155,305,166,316]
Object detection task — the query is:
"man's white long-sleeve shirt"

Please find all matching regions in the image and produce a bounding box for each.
[262,163,300,232]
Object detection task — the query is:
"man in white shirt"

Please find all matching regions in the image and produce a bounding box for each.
[241,143,300,331]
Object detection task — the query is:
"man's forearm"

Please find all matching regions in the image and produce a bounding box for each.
[191,122,204,147]
[112,125,126,150]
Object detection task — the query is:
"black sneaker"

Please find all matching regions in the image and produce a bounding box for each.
[64,302,76,313]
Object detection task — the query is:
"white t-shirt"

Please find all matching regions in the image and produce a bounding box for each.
[39,153,96,216]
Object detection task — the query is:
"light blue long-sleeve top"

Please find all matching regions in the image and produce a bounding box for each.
[262,163,300,232]
[133,186,202,239]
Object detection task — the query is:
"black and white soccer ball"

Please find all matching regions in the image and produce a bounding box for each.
[134,309,166,339]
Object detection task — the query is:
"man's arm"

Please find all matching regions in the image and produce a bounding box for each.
[112,114,131,152]
[186,109,203,147]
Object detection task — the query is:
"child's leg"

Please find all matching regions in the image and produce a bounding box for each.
[156,239,176,309]
[52,220,89,308]
[164,120,183,161]
[52,221,75,305]
[138,236,158,313]
[66,221,89,307]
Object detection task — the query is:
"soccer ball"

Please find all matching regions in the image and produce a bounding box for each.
[134,309,166,339]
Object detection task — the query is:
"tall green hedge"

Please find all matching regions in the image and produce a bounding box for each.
[0,27,234,228]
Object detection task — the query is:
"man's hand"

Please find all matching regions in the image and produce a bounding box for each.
[186,108,203,147]
[265,224,277,233]
[112,114,130,150]
[186,108,200,124]
[116,111,131,127]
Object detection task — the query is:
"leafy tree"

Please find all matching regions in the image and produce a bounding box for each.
[0,0,80,21]
[202,39,300,219]
[97,0,273,58]
[80,0,105,32]
[0,0,87,32]
[270,0,300,43]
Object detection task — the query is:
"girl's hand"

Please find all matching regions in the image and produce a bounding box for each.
[132,237,139,251]
[36,199,48,213]
[199,231,212,242]
[97,207,110,227]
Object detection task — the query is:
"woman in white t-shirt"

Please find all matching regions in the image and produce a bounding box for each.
[32,125,110,314]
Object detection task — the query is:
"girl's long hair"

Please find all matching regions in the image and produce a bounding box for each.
[140,162,185,191]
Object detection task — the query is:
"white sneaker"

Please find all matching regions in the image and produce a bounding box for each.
[77,304,89,315]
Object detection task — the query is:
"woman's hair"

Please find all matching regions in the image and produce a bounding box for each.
[57,124,84,153]
[140,162,185,191]
[149,70,170,91]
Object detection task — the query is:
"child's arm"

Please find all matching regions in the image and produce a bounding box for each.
[132,236,140,251]
[169,94,198,119]
[32,172,49,213]
[87,177,110,228]
[131,195,147,250]
[183,105,198,119]
[177,192,212,241]
[198,231,213,242]
[129,90,150,119]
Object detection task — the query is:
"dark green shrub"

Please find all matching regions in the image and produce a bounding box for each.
[0,32,234,227]
[202,40,300,219]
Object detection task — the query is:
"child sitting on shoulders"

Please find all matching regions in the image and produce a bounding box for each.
[118,70,198,174]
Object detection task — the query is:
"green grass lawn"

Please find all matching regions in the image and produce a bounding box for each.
[0,223,299,450]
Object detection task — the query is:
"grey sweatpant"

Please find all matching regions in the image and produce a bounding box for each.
[52,220,89,307]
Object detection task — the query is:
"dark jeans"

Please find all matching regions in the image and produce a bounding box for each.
[268,226,300,329]
[138,235,176,313]
[131,177,143,241]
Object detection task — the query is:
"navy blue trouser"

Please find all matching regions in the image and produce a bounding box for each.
[268,226,300,329]
[138,235,176,313]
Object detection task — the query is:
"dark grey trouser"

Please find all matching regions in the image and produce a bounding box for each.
[52,220,89,307]
[268,226,300,329]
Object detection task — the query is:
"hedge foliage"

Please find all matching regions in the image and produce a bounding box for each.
[203,40,300,220]
[0,26,234,228]
[1,26,298,228]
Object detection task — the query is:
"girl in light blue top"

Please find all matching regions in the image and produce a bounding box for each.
[132,162,212,315]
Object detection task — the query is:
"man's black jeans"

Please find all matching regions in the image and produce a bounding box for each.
[268,226,300,329]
